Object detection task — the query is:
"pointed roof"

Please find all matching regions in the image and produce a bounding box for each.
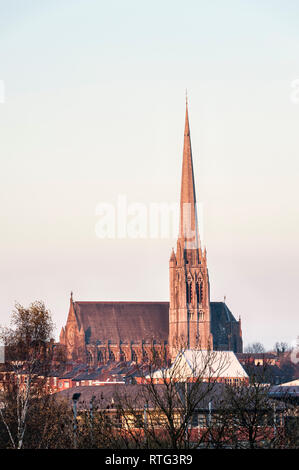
[179,98,200,250]
[149,350,248,380]
[73,301,169,344]
[65,292,82,332]
[61,301,238,348]
[169,248,176,263]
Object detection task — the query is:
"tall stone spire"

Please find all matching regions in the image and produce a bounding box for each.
[169,98,212,357]
[178,99,201,263]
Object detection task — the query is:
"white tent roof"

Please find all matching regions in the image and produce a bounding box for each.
[279,379,299,387]
[149,350,248,380]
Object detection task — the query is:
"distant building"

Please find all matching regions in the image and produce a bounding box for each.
[237,353,280,367]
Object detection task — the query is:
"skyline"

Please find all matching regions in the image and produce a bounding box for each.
[0,1,299,349]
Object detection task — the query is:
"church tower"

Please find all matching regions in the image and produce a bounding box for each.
[169,99,213,358]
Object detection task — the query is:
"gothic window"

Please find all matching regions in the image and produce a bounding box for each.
[196,282,200,303]
[97,350,103,363]
[87,351,93,366]
[196,281,204,304]
[200,282,204,303]
[186,282,192,304]
[175,287,179,308]
[120,351,126,362]
[109,350,115,361]
[131,350,138,362]
[143,349,148,362]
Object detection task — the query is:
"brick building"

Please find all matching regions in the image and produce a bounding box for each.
[59,100,243,364]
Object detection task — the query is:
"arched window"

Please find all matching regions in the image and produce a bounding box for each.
[87,351,93,366]
[143,349,148,361]
[131,350,138,362]
[186,282,192,304]
[97,350,104,363]
[120,351,126,362]
[196,282,200,303]
[200,282,204,303]
[109,350,115,362]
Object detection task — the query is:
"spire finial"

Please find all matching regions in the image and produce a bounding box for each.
[70,291,73,302]
[184,90,190,137]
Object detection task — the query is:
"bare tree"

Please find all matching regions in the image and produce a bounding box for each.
[244,342,265,354]
[205,364,293,449]
[274,342,291,355]
[112,346,233,449]
[0,301,56,448]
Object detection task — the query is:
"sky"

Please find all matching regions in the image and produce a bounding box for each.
[0,0,298,350]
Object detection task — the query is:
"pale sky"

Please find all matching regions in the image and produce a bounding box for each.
[0,0,298,350]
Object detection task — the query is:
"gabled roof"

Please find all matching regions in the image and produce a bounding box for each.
[237,353,277,360]
[278,379,299,387]
[69,301,238,347]
[150,350,248,380]
[269,384,299,400]
[210,302,239,347]
[73,301,169,344]
[211,302,238,324]
[54,383,227,410]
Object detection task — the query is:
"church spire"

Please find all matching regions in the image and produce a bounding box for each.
[179,98,201,254]
[169,97,212,356]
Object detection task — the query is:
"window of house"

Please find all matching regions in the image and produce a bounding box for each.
[134,414,143,428]
[198,415,207,428]
[191,413,198,427]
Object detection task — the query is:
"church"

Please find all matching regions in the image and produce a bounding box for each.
[59,101,243,365]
